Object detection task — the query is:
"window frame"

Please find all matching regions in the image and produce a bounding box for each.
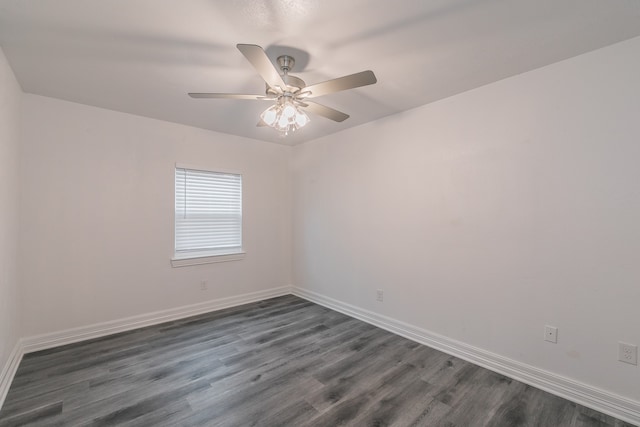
[171,163,245,267]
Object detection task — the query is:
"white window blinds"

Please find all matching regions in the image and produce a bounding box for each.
[175,167,242,255]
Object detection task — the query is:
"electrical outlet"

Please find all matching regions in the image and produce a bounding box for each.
[544,325,558,343]
[200,281,208,291]
[376,289,383,302]
[618,342,638,365]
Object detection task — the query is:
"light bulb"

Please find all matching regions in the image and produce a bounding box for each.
[295,110,309,127]
[278,115,289,129]
[260,105,278,126]
[283,103,296,118]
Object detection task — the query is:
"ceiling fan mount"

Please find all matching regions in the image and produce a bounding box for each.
[188,44,377,135]
[276,55,295,74]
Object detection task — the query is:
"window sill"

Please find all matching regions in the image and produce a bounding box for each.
[171,251,246,268]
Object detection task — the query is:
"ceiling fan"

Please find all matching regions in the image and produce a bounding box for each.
[188,44,377,135]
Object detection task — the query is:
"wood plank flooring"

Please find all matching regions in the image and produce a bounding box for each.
[0,295,634,426]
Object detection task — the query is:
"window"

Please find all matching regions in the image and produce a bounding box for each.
[172,166,243,266]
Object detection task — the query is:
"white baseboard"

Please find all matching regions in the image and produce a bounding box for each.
[1,286,291,412]
[0,340,24,410]
[292,286,640,426]
[21,286,291,354]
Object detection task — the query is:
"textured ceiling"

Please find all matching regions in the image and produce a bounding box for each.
[1,0,640,145]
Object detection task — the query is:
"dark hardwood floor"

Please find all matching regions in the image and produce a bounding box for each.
[0,295,634,426]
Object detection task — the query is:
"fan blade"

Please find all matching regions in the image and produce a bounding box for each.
[257,119,268,127]
[304,70,377,98]
[237,44,287,91]
[188,93,273,100]
[304,101,349,122]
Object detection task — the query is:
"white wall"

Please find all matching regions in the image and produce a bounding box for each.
[293,36,640,401]
[8,31,640,413]
[19,95,292,336]
[0,47,22,375]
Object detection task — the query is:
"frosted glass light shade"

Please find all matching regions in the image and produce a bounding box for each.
[295,110,309,127]
[260,105,278,126]
[283,103,296,118]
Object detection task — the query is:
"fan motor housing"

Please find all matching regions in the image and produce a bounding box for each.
[265,74,306,94]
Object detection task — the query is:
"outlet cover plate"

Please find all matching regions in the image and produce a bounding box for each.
[618,342,638,365]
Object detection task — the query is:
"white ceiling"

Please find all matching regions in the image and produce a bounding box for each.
[1,0,639,145]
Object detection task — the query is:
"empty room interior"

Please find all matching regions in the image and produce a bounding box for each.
[1,1,639,426]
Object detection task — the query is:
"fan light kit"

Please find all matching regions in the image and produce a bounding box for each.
[189,44,377,136]
[260,100,310,134]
